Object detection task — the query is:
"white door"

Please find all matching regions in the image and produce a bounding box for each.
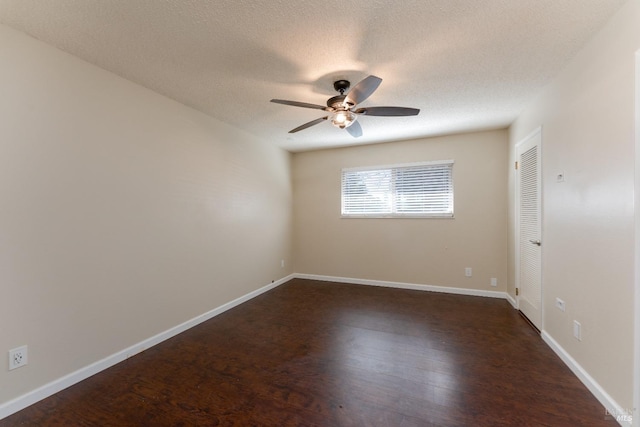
[516,128,542,330]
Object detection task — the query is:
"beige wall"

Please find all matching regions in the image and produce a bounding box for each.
[508,0,639,410]
[293,130,508,291]
[0,24,292,404]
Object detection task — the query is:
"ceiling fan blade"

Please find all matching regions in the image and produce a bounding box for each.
[354,106,420,116]
[289,116,328,133]
[344,75,382,106]
[271,99,330,111]
[345,121,363,138]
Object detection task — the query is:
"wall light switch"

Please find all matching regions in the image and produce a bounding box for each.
[573,320,582,341]
[555,297,565,312]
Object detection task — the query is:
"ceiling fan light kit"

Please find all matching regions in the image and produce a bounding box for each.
[270,75,419,138]
[331,110,356,129]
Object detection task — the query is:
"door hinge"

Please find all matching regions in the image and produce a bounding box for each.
[515,161,519,170]
[515,288,519,296]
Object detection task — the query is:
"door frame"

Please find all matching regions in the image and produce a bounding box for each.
[515,126,543,330]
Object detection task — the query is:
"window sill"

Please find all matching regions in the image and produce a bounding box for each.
[340,214,455,219]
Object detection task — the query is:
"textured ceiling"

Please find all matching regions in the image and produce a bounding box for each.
[0,0,628,151]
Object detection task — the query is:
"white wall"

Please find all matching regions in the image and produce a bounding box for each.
[0,24,292,406]
[293,130,508,292]
[508,0,639,411]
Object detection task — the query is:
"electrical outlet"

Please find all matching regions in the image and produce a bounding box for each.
[490,278,497,287]
[465,268,472,277]
[573,321,582,341]
[555,297,566,312]
[9,345,28,370]
[281,259,285,268]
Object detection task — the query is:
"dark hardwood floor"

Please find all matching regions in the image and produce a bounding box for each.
[1,279,617,426]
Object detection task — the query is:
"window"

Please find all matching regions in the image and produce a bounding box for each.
[341,160,454,218]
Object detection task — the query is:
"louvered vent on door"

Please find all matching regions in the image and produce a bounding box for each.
[519,145,541,311]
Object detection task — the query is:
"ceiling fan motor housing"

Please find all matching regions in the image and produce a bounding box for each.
[327,95,353,109]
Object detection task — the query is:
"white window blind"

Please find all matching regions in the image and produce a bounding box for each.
[341,161,454,218]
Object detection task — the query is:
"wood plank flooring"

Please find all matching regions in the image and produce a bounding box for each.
[1,279,617,426]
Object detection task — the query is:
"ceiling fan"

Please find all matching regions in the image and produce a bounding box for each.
[270,75,420,138]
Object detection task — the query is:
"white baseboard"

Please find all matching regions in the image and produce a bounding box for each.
[0,274,295,421]
[542,331,632,427]
[294,273,508,299]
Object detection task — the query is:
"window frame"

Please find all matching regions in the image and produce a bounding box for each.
[340,160,455,219]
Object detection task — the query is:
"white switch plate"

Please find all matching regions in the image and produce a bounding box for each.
[555,297,566,312]
[573,320,582,341]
